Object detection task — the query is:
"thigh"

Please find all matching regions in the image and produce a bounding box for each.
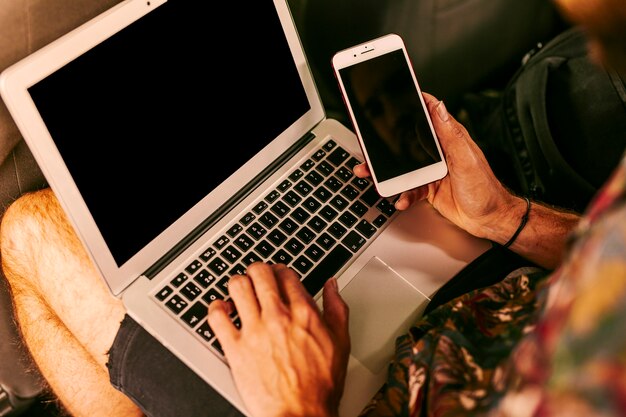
[1,188,127,370]
[108,315,245,417]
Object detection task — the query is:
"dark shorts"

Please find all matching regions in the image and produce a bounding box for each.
[106,314,244,417]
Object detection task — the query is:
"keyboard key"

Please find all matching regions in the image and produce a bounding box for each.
[226,224,243,238]
[335,167,353,182]
[342,231,366,253]
[234,234,254,251]
[242,252,262,266]
[278,218,299,235]
[302,197,322,213]
[377,199,397,216]
[171,272,188,288]
[282,190,302,207]
[290,207,311,224]
[271,200,291,217]
[212,339,225,356]
[155,285,173,301]
[265,190,281,203]
[216,277,230,295]
[221,245,242,263]
[213,235,230,250]
[313,186,332,202]
[246,222,267,240]
[329,195,349,211]
[193,269,218,288]
[207,257,228,275]
[185,260,203,275]
[296,226,315,244]
[345,156,362,170]
[305,170,324,186]
[360,186,381,207]
[304,244,325,262]
[328,222,347,239]
[259,212,279,228]
[322,139,337,152]
[307,215,327,233]
[288,169,304,182]
[338,212,357,228]
[319,206,339,222]
[272,249,293,265]
[301,245,352,296]
[277,179,292,192]
[311,149,326,161]
[300,159,315,172]
[267,229,288,246]
[252,201,268,214]
[254,240,276,258]
[356,220,377,238]
[292,256,314,275]
[340,184,360,201]
[240,212,256,226]
[294,181,313,196]
[229,263,247,276]
[196,320,215,342]
[373,214,388,228]
[349,201,368,217]
[285,238,305,256]
[324,177,343,192]
[166,294,188,314]
[351,177,370,190]
[316,232,336,250]
[181,301,208,328]
[316,161,335,176]
[202,288,224,304]
[327,147,350,167]
[181,282,202,301]
[199,247,216,262]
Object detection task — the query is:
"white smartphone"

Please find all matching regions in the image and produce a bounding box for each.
[332,33,447,197]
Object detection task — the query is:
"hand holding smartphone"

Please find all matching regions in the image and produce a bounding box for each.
[332,34,447,197]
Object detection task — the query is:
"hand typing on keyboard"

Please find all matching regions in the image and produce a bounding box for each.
[208,262,350,417]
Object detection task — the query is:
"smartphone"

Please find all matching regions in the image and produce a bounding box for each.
[332,33,447,197]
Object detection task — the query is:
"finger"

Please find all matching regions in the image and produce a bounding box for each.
[322,278,350,351]
[208,299,239,350]
[227,273,261,324]
[245,262,284,313]
[394,187,427,210]
[273,264,320,324]
[353,163,371,178]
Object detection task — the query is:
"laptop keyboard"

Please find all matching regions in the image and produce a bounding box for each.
[153,138,397,358]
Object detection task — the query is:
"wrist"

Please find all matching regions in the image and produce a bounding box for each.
[475,195,530,246]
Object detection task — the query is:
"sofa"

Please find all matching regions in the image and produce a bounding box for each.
[0,0,567,415]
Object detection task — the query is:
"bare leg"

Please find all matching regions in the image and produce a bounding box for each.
[1,188,143,417]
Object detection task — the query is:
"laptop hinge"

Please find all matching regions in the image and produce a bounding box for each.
[143,131,317,279]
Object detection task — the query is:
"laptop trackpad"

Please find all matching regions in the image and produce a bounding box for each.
[340,256,429,374]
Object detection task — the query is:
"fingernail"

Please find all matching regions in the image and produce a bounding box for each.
[329,277,338,291]
[436,101,449,122]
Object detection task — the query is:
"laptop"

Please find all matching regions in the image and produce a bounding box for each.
[0,0,491,415]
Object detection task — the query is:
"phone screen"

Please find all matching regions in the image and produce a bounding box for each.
[338,49,441,182]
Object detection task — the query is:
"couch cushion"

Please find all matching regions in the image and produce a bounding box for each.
[0,0,123,166]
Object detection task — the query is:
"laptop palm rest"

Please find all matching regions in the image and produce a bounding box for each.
[340,256,429,373]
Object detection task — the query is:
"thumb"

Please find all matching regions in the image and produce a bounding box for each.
[322,278,350,349]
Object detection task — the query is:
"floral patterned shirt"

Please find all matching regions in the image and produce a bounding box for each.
[360,157,626,417]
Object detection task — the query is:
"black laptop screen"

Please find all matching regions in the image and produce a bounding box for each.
[28,1,310,266]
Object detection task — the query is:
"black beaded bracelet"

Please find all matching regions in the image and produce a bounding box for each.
[503,197,531,248]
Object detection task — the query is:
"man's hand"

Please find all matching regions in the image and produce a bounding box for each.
[354,93,580,268]
[353,92,520,241]
[208,263,350,417]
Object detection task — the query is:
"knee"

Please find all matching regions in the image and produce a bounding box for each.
[1,188,60,282]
